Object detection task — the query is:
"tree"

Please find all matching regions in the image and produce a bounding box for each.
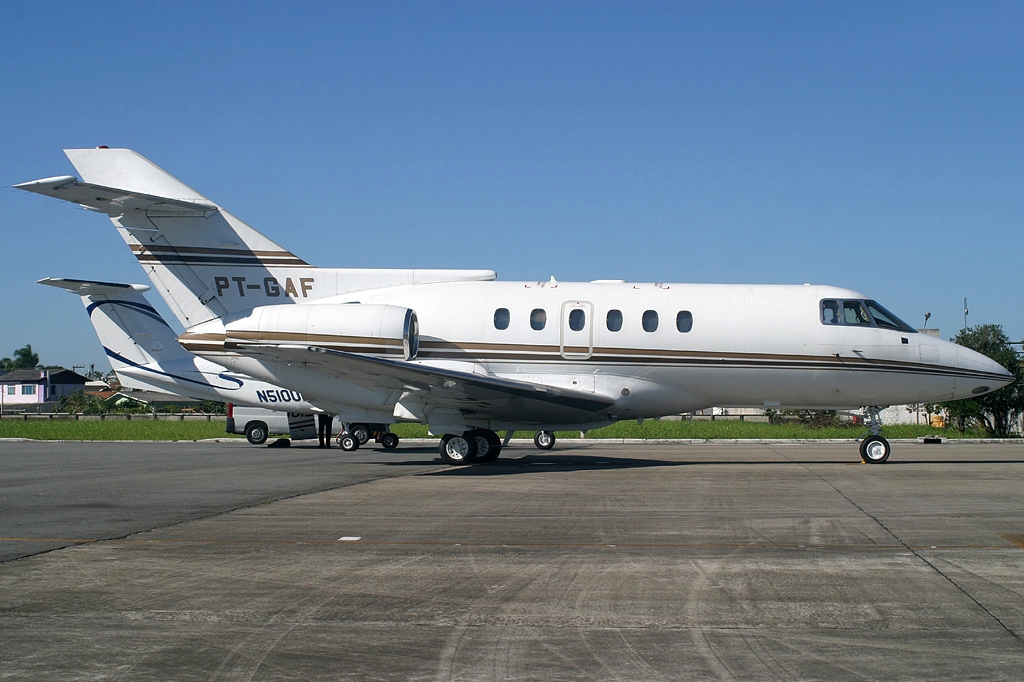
[58,390,107,414]
[938,325,1024,437]
[0,344,40,371]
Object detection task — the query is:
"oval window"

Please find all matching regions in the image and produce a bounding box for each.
[642,310,659,333]
[493,308,510,330]
[530,308,547,331]
[568,308,585,331]
[676,310,692,333]
[606,309,623,332]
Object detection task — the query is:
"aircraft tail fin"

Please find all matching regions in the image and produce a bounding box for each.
[37,277,196,391]
[18,149,498,331]
[21,149,307,329]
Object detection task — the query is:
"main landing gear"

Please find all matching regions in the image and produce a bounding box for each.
[438,428,502,465]
[336,423,400,452]
[858,407,891,464]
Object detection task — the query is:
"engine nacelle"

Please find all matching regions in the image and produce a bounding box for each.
[224,303,419,360]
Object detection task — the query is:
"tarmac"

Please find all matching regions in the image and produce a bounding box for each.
[2,439,1024,681]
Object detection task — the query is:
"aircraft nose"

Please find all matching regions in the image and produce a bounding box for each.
[954,345,1015,398]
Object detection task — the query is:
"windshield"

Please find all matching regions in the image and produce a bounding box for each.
[820,298,917,333]
[865,301,916,333]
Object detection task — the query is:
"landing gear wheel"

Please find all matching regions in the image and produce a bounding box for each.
[534,431,556,450]
[349,424,371,445]
[472,429,502,463]
[860,435,890,463]
[245,421,269,445]
[380,432,400,450]
[439,432,478,465]
[338,434,360,452]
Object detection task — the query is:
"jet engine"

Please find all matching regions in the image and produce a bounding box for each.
[223,303,419,360]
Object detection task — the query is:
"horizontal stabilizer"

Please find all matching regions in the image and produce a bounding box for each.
[37,277,151,296]
[14,176,217,216]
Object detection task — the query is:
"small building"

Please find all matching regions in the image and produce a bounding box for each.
[0,368,89,409]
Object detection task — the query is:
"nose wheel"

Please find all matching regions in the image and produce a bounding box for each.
[859,435,890,463]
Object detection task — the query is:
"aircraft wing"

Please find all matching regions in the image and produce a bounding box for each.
[13,176,217,215]
[233,343,616,425]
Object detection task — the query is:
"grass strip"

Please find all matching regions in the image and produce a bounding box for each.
[0,417,992,442]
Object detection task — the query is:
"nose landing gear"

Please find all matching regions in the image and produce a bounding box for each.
[859,407,891,463]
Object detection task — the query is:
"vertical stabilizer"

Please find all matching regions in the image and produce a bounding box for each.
[18,149,499,332]
[37,278,195,391]
[60,148,309,328]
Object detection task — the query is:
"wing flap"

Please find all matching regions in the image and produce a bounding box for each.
[236,343,615,424]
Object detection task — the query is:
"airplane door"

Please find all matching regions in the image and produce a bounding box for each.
[560,301,594,360]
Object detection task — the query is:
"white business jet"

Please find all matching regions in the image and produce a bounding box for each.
[38,276,398,448]
[36,276,354,445]
[17,148,1013,464]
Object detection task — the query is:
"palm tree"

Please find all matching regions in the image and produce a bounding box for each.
[1,344,40,370]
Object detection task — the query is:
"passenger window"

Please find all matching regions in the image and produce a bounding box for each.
[607,309,623,332]
[676,310,693,333]
[493,308,510,330]
[530,308,547,331]
[642,310,659,333]
[568,308,585,331]
[843,300,871,326]
[821,300,840,325]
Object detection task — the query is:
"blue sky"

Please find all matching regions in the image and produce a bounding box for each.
[2,1,1022,372]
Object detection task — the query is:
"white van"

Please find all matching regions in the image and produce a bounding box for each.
[226,405,323,444]
[226,404,399,450]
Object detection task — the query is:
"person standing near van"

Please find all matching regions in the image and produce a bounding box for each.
[317,413,334,448]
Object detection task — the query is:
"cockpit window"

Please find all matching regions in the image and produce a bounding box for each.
[821,300,840,325]
[820,298,917,333]
[843,300,871,326]
[865,301,916,333]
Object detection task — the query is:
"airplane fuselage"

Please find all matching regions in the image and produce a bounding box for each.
[179,278,999,431]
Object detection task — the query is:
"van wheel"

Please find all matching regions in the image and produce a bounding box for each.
[339,434,359,452]
[381,433,400,450]
[245,421,269,445]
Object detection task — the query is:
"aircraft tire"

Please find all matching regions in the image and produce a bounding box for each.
[381,433,400,450]
[439,432,478,465]
[350,424,371,445]
[245,421,269,445]
[534,431,556,450]
[473,429,502,463]
[339,434,360,452]
[860,436,890,463]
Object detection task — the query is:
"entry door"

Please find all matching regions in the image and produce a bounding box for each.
[560,301,594,360]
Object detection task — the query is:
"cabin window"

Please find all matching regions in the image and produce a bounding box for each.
[22,385,36,395]
[493,308,510,330]
[606,309,623,332]
[676,310,693,333]
[642,310,659,333]
[843,300,871,326]
[530,308,547,331]
[6,386,14,395]
[568,308,586,331]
